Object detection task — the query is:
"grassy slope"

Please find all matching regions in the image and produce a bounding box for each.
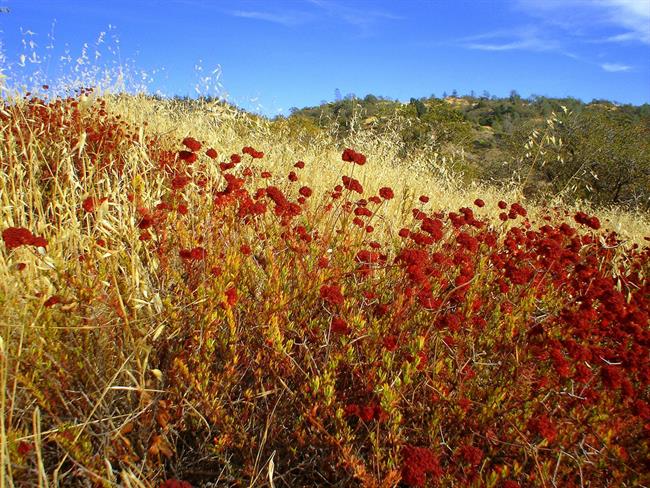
[0,92,648,487]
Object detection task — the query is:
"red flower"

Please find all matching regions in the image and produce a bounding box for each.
[379,187,394,200]
[401,445,443,487]
[294,160,305,169]
[179,247,206,261]
[288,171,298,182]
[458,443,483,466]
[206,148,218,159]
[261,171,272,178]
[474,198,485,207]
[2,227,48,250]
[527,414,557,443]
[331,317,350,335]
[342,176,363,194]
[82,196,108,213]
[159,480,193,488]
[242,146,264,158]
[419,195,429,203]
[299,186,313,198]
[341,148,366,165]
[17,441,34,457]
[574,211,601,230]
[182,137,201,152]
[178,151,197,164]
[320,284,344,306]
[171,175,191,191]
[44,295,62,308]
[383,335,398,351]
[224,287,238,307]
[240,244,252,255]
[230,153,242,164]
[190,247,206,260]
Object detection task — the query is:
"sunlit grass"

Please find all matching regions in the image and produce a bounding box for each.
[0,89,648,487]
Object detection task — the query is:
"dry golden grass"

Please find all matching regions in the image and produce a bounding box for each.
[1,92,648,487]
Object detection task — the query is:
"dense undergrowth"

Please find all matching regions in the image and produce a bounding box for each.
[1,90,649,487]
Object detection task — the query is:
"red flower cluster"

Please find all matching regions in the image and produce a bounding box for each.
[182,137,201,152]
[320,284,344,306]
[341,148,366,165]
[527,414,557,443]
[378,187,394,200]
[44,295,62,308]
[171,175,192,191]
[242,146,264,158]
[331,317,350,335]
[2,227,48,250]
[224,286,238,307]
[458,443,483,467]
[345,402,387,422]
[265,186,301,220]
[82,196,108,213]
[401,445,443,487]
[342,176,363,194]
[178,150,197,164]
[179,247,206,261]
[159,480,192,488]
[574,211,601,230]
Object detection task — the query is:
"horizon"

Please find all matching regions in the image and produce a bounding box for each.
[1,0,649,116]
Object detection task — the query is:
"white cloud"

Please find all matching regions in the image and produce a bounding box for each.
[226,0,401,33]
[459,27,561,52]
[600,0,650,44]
[601,62,632,71]
[515,0,650,44]
[228,10,309,27]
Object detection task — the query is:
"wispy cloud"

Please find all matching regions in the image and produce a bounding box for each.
[225,0,401,35]
[459,27,561,52]
[599,0,650,44]
[228,9,309,27]
[515,0,650,45]
[601,62,632,72]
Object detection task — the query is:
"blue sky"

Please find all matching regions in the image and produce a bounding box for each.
[1,0,649,116]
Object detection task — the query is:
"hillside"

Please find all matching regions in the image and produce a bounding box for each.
[285,94,650,209]
[1,91,649,487]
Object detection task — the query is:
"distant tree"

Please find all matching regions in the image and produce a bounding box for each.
[451,89,458,98]
[509,90,521,102]
[481,90,490,100]
[442,91,448,99]
[409,97,427,118]
[470,90,475,98]
[364,94,378,103]
[334,88,342,102]
[512,108,650,207]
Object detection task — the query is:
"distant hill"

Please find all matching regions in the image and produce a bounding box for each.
[282,94,650,209]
